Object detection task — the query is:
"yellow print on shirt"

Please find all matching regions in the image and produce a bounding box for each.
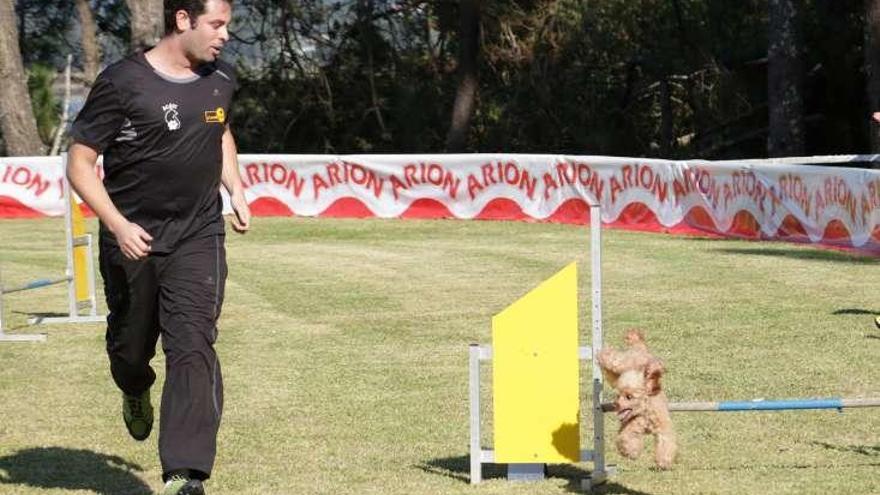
[204,107,225,124]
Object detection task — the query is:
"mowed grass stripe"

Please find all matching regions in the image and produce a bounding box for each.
[0,216,877,495]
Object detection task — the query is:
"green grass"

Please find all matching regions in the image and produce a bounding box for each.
[0,216,878,495]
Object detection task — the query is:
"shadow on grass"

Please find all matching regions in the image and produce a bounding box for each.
[811,441,880,457]
[1,311,71,332]
[831,309,879,316]
[416,455,653,494]
[831,309,880,338]
[13,310,73,322]
[712,247,878,264]
[0,447,149,495]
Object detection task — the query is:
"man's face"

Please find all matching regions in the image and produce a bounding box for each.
[178,0,232,64]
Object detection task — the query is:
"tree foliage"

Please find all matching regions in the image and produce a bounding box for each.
[228,0,848,158]
[4,0,878,158]
[27,64,60,145]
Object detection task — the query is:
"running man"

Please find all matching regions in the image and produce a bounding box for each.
[66,1,249,493]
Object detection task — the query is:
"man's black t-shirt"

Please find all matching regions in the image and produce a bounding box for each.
[70,51,236,253]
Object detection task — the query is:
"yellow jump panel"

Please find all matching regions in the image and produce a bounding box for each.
[492,262,579,463]
[70,195,90,305]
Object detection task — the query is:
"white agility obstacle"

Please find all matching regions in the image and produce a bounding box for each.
[0,154,103,342]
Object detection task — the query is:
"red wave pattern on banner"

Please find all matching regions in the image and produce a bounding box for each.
[475,198,530,221]
[777,215,809,242]
[822,220,853,243]
[728,210,761,239]
[248,197,294,216]
[321,198,375,218]
[0,196,44,218]
[546,198,590,225]
[305,196,877,255]
[79,203,96,217]
[400,199,453,219]
[3,193,877,255]
[682,206,719,233]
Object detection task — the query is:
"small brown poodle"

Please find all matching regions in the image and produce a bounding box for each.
[597,329,677,469]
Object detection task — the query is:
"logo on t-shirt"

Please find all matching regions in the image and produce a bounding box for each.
[204,107,226,124]
[162,103,181,131]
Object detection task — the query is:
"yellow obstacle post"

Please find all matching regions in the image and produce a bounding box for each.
[492,262,580,466]
[70,190,93,311]
[27,153,103,327]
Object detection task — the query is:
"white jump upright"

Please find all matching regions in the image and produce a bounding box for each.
[0,154,103,341]
[587,202,609,489]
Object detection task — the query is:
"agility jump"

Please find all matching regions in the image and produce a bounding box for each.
[469,204,613,489]
[468,202,880,491]
[0,154,103,342]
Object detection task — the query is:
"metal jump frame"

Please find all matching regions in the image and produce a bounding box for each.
[469,203,612,490]
[0,154,103,342]
[468,201,880,490]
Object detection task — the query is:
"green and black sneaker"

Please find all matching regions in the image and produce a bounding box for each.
[161,475,205,495]
[122,390,153,441]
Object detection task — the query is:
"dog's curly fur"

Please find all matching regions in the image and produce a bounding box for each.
[597,329,677,469]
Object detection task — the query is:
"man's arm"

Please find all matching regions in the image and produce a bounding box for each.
[67,142,152,259]
[221,126,250,234]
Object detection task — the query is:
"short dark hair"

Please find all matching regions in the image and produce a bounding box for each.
[164,0,233,35]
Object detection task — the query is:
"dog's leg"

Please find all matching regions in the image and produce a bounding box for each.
[615,421,645,460]
[654,429,677,469]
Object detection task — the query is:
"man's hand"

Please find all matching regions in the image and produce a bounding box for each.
[109,219,153,260]
[68,142,151,260]
[872,112,880,123]
[220,127,250,234]
[229,191,251,234]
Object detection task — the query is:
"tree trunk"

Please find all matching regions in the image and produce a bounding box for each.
[445,0,480,152]
[865,0,880,155]
[0,0,44,155]
[76,0,101,84]
[126,0,163,50]
[660,78,674,156]
[767,0,805,157]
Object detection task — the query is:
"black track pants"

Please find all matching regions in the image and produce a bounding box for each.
[99,234,226,480]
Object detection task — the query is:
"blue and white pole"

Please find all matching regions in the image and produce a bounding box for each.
[603,398,880,412]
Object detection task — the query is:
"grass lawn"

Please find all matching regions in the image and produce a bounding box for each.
[0,216,878,495]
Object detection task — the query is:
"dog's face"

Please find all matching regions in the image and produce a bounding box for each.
[612,370,650,422]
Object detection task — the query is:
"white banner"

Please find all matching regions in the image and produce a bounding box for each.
[0,157,69,217]
[2,154,878,253]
